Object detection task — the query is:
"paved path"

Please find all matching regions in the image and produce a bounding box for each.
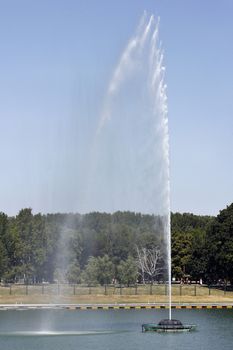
[0,302,233,310]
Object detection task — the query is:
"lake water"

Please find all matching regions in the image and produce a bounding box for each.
[0,309,232,350]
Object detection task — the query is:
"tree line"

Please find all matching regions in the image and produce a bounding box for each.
[0,203,232,285]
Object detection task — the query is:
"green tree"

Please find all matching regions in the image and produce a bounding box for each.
[14,208,34,282]
[81,255,114,285]
[66,263,81,284]
[206,203,233,284]
[187,229,207,282]
[171,231,192,279]
[81,256,99,285]
[96,255,114,285]
[117,256,138,286]
[0,213,9,280]
[30,213,47,283]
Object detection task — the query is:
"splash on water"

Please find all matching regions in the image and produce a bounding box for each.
[0,330,119,337]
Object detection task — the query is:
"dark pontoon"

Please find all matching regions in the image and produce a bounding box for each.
[142,319,196,333]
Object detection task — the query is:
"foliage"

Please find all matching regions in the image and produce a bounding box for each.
[0,205,231,285]
[66,263,81,284]
[205,204,233,284]
[81,255,114,285]
[81,256,99,286]
[117,256,138,286]
[171,212,213,281]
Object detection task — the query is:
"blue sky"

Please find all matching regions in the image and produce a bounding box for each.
[0,0,232,216]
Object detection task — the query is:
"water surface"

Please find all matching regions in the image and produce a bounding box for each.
[0,309,232,350]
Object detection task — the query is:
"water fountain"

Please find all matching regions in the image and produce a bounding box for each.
[94,11,171,313]
[90,12,195,332]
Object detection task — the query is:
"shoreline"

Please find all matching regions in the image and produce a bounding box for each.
[0,302,233,310]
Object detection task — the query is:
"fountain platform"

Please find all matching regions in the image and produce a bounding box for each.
[142,319,196,333]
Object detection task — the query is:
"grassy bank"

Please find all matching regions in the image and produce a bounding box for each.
[0,284,232,304]
[0,294,233,305]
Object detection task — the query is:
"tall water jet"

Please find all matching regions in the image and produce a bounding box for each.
[85,13,171,318]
